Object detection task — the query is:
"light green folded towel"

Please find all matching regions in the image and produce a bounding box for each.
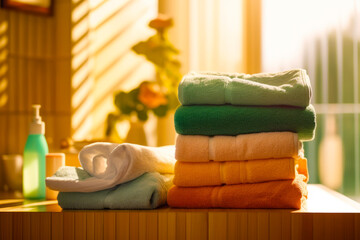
[55,167,173,210]
[178,69,312,107]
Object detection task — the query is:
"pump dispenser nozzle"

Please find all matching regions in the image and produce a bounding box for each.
[32,105,42,123]
[29,104,45,135]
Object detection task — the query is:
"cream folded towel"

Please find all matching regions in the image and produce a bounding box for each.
[176,132,302,162]
[46,143,176,192]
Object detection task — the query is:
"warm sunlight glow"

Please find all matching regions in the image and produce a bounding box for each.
[72,16,89,42]
[71,0,89,23]
[72,73,93,110]
[1,200,58,212]
[71,34,89,55]
[262,0,356,71]
[0,64,8,76]
[0,93,8,107]
[0,21,7,108]
[0,199,24,205]
[72,46,89,70]
[89,0,130,29]
[189,0,242,72]
[307,185,360,212]
[0,36,8,49]
[319,115,343,190]
[0,21,8,35]
[0,49,8,62]
[0,77,8,92]
[70,0,157,139]
[72,59,91,90]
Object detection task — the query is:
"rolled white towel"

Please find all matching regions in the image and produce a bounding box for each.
[46,142,176,192]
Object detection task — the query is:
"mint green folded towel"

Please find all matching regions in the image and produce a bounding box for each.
[178,69,312,107]
[55,167,173,210]
[174,105,316,141]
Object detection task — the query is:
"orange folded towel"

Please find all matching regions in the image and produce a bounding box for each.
[173,157,308,187]
[168,174,307,209]
[175,132,301,162]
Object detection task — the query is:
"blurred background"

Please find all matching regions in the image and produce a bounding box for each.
[0,0,359,200]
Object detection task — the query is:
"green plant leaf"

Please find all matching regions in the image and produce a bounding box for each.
[105,113,120,136]
[137,110,149,121]
[152,104,168,117]
[114,88,143,116]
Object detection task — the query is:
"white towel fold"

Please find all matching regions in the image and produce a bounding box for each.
[45,142,176,192]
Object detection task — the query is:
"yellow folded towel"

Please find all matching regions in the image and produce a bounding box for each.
[175,132,301,162]
[173,157,308,187]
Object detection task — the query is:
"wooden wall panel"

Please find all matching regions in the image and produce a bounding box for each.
[0,0,72,155]
[0,8,10,157]
[0,0,159,154]
[75,0,157,139]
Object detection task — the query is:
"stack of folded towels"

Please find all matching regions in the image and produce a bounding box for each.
[46,143,176,209]
[167,69,316,209]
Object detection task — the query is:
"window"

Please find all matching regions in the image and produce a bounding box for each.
[262,0,360,197]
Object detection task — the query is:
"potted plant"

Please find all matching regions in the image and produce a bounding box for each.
[106,14,181,145]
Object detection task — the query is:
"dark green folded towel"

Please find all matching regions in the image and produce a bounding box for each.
[174,105,316,141]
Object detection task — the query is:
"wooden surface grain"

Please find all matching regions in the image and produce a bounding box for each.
[1,185,360,240]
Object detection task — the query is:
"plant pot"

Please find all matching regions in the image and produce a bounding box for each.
[125,120,148,146]
[157,110,176,146]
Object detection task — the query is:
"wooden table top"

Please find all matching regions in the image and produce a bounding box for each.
[1,184,360,213]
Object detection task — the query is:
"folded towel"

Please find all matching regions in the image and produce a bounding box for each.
[46,143,176,192]
[168,174,308,209]
[173,157,308,187]
[176,132,301,162]
[55,169,173,210]
[174,105,316,141]
[178,69,311,107]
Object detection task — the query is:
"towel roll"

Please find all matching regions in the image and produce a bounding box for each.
[46,143,176,192]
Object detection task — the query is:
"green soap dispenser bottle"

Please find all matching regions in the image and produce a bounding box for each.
[23,105,49,199]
